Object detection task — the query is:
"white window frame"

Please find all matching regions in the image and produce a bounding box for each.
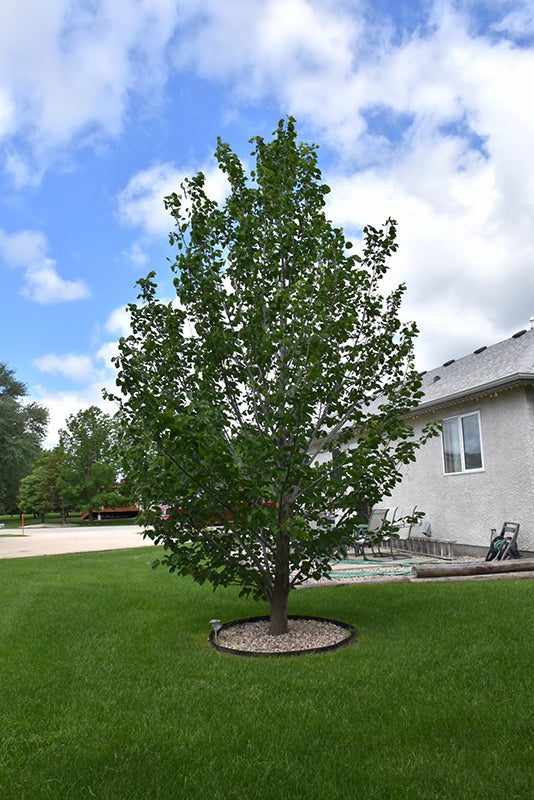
[441,411,484,475]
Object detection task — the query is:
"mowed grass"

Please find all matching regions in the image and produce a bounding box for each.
[0,513,138,530]
[0,550,532,800]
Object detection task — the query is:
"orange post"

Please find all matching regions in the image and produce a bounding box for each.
[21,513,24,535]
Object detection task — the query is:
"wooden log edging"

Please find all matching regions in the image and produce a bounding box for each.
[409,571,534,584]
[411,558,534,580]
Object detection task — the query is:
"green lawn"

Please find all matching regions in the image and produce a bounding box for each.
[0,549,532,800]
[0,513,138,530]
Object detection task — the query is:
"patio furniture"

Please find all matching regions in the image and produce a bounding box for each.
[353,508,392,560]
[485,522,521,561]
[380,505,419,557]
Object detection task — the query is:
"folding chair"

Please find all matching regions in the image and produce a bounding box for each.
[380,506,420,557]
[353,508,390,560]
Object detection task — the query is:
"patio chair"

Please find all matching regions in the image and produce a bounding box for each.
[485,522,521,561]
[353,508,391,560]
[380,505,419,557]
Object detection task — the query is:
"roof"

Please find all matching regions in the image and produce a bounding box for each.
[413,327,534,414]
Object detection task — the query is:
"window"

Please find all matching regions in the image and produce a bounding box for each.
[442,412,483,474]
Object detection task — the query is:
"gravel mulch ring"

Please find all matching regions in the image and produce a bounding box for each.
[209,615,357,657]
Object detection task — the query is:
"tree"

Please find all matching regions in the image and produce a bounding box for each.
[110,118,437,634]
[57,406,127,521]
[18,447,63,522]
[0,363,48,512]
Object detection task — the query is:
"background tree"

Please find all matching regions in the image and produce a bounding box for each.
[18,447,63,522]
[0,363,48,513]
[110,118,437,634]
[57,406,128,521]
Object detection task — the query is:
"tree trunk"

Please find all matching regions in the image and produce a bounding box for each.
[269,527,290,635]
[269,579,289,635]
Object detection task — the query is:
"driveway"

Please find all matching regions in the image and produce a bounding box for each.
[0,524,157,559]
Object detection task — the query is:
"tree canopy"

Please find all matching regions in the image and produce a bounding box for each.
[57,406,128,521]
[0,363,48,512]
[110,118,436,634]
[18,447,63,522]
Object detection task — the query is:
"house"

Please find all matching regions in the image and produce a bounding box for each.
[385,325,534,556]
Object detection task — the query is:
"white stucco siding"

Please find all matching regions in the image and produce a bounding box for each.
[386,387,534,552]
[311,450,332,467]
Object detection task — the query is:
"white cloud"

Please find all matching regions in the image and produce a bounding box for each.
[96,341,120,372]
[33,353,94,382]
[174,0,359,94]
[4,0,534,387]
[29,303,134,446]
[0,229,47,266]
[98,305,134,390]
[22,261,91,304]
[182,0,529,366]
[0,0,180,180]
[117,161,229,239]
[105,306,131,338]
[325,137,534,369]
[493,0,534,36]
[0,86,15,137]
[0,228,90,303]
[4,153,38,189]
[124,243,149,268]
[33,384,119,449]
[115,0,533,369]
[117,163,182,238]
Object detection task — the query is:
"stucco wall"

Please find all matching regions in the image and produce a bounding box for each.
[385,386,534,552]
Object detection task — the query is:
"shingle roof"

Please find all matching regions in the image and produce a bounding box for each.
[414,327,534,413]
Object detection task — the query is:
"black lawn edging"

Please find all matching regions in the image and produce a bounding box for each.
[208,614,358,657]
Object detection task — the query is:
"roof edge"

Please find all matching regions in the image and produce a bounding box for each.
[406,373,534,416]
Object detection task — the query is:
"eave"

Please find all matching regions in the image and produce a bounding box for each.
[405,373,534,417]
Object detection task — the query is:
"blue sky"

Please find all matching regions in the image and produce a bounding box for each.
[1,0,534,446]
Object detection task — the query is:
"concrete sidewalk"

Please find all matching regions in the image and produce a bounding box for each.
[0,524,157,559]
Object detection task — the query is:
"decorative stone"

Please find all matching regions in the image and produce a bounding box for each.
[208,615,357,657]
